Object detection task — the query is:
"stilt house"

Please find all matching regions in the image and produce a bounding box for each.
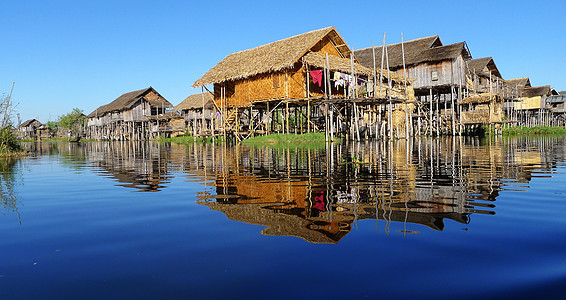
[460,93,504,126]
[18,119,43,139]
[514,85,557,126]
[355,36,471,97]
[355,36,472,135]
[194,26,361,105]
[546,94,566,126]
[465,57,504,94]
[86,87,173,140]
[173,92,217,136]
[505,77,531,93]
[193,26,409,139]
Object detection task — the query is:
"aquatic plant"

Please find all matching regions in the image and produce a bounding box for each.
[502,126,566,135]
[242,133,337,144]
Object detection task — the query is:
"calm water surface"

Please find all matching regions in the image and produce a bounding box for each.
[1,137,565,299]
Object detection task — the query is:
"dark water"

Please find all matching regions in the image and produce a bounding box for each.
[1,137,565,299]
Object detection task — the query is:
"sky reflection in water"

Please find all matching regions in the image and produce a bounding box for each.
[1,137,565,299]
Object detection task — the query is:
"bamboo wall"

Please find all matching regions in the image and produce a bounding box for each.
[217,174,309,206]
[515,96,544,110]
[461,101,504,124]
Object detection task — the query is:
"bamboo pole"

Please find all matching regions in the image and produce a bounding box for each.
[306,64,311,133]
[2,82,14,127]
[401,32,408,138]
[436,92,442,136]
[380,32,385,98]
[386,42,392,139]
[266,101,270,135]
[451,86,456,136]
[326,53,332,99]
[372,44,377,98]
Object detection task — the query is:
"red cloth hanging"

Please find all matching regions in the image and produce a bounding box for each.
[310,70,323,87]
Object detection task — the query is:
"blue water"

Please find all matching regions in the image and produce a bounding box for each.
[1,138,565,299]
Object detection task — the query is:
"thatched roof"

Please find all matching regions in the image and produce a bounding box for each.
[355,39,471,71]
[522,85,552,98]
[174,92,215,111]
[302,52,371,75]
[354,35,443,70]
[460,93,503,104]
[200,202,343,244]
[193,26,352,87]
[20,119,42,128]
[466,57,502,78]
[302,52,407,83]
[505,77,531,89]
[418,42,472,64]
[88,87,172,118]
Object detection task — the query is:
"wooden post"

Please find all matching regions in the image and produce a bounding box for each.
[285,101,289,134]
[266,101,270,135]
[436,92,442,136]
[429,89,433,136]
[326,53,332,99]
[451,86,456,136]
[306,64,311,133]
[350,54,355,99]
[385,39,393,139]
[330,105,334,141]
[250,106,253,137]
[401,32,408,138]
[372,44,377,98]
[325,103,329,142]
[354,102,360,141]
[380,32,385,98]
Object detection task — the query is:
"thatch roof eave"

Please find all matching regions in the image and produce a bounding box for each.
[193,26,353,88]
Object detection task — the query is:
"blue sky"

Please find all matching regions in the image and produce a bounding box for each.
[2,0,565,123]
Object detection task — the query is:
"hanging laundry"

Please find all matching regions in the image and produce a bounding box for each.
[334,79,344,88]
[341,74,353,87]
[367,80,374,93]
[333,71,341,81]
[310,70,323,87]
[313,192,326,211]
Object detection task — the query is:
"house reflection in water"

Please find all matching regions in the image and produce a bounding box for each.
[196,137,563,244]
[22,137,564,243]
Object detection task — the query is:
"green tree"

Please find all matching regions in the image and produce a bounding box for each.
[46,120,58,130]
[57,108,85,132]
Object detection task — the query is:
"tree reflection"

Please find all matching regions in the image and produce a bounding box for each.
[0,158,21,219]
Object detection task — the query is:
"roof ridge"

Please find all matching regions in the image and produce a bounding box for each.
[226,26,334,57]
[355,35,440,51]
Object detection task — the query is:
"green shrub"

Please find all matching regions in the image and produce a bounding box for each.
[0,127,21,153]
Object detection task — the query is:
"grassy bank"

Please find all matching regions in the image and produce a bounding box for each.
[159,135,223,145]
[502,126,566,135]
[242,133,337,145]
[160,133,336,147]
[19,137,97,142]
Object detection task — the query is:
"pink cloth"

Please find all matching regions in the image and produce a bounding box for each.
[310,70,323,87]
[313,194,326,211]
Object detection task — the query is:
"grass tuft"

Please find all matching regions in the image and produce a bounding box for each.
[502,126,566,135]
